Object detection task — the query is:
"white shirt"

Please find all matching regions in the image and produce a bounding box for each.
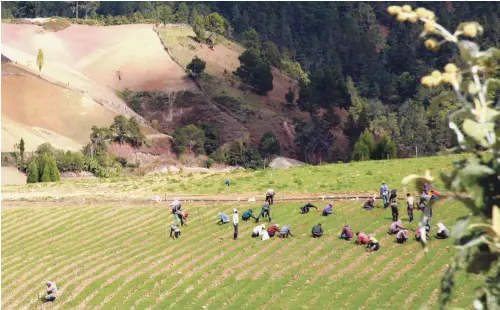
[253,224,265,235]
[407,196,414,207]
[233,213,239,225]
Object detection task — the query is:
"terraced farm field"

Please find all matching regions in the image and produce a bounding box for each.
[2,199,479,309]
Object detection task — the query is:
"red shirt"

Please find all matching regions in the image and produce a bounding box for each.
[357,232,370,244]
[267,225,280,236]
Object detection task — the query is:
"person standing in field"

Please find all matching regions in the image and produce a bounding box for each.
[340,225,353,240]
[217,212,230,225]
[44,281,58,302]
[300,202,318,214]
[390,202,399,222]
[266,189,275,205]
[312,223,324,238]
[380,182,390,208]
[406,193,414,222]
[233,209,239,240]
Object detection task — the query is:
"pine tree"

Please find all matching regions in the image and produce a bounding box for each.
[19,138,25,162]
[48,155,60,182]
[26,161,39,183]
[40,162,51,182]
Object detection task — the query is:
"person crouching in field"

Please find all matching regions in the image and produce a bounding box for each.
[436,222,450,239]
[389,220,405,235]
[312,223,324,238]
[217,212,230,225]
[340,225,353,240]
[266,189,275,205]
[356,232,370,245]
[170,225,181,239]
[44,281,58,302]
[367,235,380,252]
[363,196,376,210]
[267,224,280,237]
[322,202,333,216]
[300,202,318,214]
[280,225,294,238]
[242,209,257,221]
[395,229,409,244]
[252,224,266,238]
[406,193,414,222]
[415,227,430,242]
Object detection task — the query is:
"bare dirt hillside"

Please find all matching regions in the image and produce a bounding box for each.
[1,167,26,185]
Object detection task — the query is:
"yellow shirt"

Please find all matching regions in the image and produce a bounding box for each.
[369,236,378,243]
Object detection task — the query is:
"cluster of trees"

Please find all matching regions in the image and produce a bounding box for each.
[234,48,273,95]
[173,123,281,169]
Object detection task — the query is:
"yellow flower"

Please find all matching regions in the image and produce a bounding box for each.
[397,13,408,22]
[402,5,412,13]
[415,8,429,19]
[441,72,451,84]
[463,23,478,38]
[421,75,433,87]
[424,20,436,33]
[408,13,418,23]
[424,39,439,51]
[431,70,441,79]
[444,63,458,73]
[387,6,402,16]
[431,76,442,87]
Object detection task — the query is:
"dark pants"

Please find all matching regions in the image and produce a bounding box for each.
[313,233,323,238]
[268,231,276,237]
[340,233,351,240]
[396,237,407,244]
[242,216,251,221]
[436,232,448,239]
[44,296,56,302]
[280,232,289,238]
[323,211,331,216]
[257,209,271,222]
[266,195,274,205]
[301,206,309,214]
[175,231,181,238]
[370,243,380,251]
[218,220,229,225]
[407,207,414,222]
[233,224,238,240]
[391,206,399,222]
[382,195,389,208]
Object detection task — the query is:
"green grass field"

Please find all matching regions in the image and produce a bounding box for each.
[1,154,468,201]
[2,199,479,309]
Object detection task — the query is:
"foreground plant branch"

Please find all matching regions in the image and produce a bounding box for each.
[388,5,500,310]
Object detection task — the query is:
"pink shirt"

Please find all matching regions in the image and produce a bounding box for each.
[357,232,370,244]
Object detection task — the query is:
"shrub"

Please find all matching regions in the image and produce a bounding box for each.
[205,158,214,168]
[42,17,71,32]
[259,132,281,159]
[280,60,309,82]
[173,124,205,155]
[372,135,397,160]
[26,161,38,183]
[234,49,274,95]
[186,56,206,79]
[352,129,375,161]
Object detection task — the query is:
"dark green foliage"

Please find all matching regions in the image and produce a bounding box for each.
[172,124,205,155]
[226,139,262,169]
[242,28,260,50]
[175,3,189,24]
[210,147,227,163]
[235,49,273,95]
[110,115,145,147]
[56,151,85,172]
[205,158,214,168]
[352,129,375,161]
[197,123,220,155]
[294,117,333,164]
[192,15,206,41]
[372,135,397,160]
[186,56,206,78]
[48,155,61,181]
[259,132,281,159]
[26,160,38,184]
[157,5,172,25]
[204,12,225,36]
[35,143,56,157]
[40,162,51,182]
[19,138,25,161]
[261,41,281,68]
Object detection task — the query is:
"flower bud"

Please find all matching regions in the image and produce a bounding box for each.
[402,5,412,13]
[408,13,418,23]
[415,8,428,19]
[397,13,408,22]
[463,23,478,38]
[444,63,458,73]
[424,39,439,51]
[431,70,441,79]
[424,20,436,33]
[421,75,433,87]
[441,73,451,84]
[387,6,402,16]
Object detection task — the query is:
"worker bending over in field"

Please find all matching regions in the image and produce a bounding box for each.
[217,212,230,225]
[367,235,380,252]
[44,281,58,302]
[389,189,398,203]
[300,202,318,214]
[171,200,188,226]
[170,225,181,239]
[340,225,353,240]
[356,232,370,245]
[267,224,280,237]
[415,227,430,242]
[390,202,399,222]
[395,229,409,244]
[363,196,376,210]
[280,225,294,238]
[436,222,450,239]
[252,224,266,238]
[312,223,324,238]
[242,209,257,221]
[389,220,406,235]
[322,202,333,216]
[256,203,272,222]
[406,193,414,222]
[380,182,390,208]
[266,189,275,205]
[233,209,239,240]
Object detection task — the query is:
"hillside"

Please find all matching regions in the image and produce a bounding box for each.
[1,22,185,152]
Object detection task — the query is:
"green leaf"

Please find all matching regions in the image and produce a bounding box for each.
[451,217,469,240]
[486,78,500,98]
[462,119,495,147]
